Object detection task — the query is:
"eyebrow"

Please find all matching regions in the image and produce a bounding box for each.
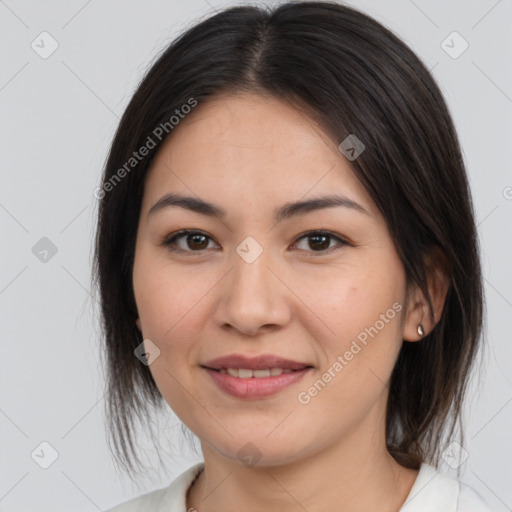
[147,192,370,222]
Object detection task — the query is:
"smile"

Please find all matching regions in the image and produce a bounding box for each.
[202,366,312,399]
[218,368,296,378]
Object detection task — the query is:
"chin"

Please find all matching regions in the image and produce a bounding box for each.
[203,433,312,469]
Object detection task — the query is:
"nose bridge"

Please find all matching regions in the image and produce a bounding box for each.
[214,234,289,334]
[230,234,275,302]
[230,237,272,298]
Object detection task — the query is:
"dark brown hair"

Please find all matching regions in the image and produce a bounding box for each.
[92,0,485,480]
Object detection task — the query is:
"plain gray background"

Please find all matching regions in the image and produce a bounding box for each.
[1,0,511,510]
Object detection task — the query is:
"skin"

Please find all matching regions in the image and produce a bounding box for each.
[132,92,449,512]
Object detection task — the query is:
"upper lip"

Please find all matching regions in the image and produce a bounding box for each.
[202,354,312,371]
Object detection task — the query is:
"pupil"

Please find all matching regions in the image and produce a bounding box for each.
[189,234,208,250]
[310,235,329,251]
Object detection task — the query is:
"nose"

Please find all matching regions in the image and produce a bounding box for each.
[212,242,292,337]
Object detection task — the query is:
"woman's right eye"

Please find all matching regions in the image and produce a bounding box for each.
[160,230,219,254]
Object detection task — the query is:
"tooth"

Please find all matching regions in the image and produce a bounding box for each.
[222,368,294,378]
[253,369,271,378]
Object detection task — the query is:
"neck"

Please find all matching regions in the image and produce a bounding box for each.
[187,417,419,512]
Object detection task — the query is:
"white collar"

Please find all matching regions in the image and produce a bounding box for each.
[400,463,458,511]
[160,462,459,512]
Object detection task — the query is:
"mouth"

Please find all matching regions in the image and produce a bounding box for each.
[202,367,312,378]
[202,353,313,372]
[200,354,314,399]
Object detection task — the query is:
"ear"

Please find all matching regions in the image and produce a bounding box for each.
[135,317,142,332]
[403,246,451,342]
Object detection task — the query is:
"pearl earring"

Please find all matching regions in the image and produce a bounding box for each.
[417,324,425,336]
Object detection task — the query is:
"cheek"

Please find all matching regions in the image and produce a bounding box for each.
[303,265,401,337]
[134,253,206,337]
[133,263,203,408]
[132,258,219,403]
[301,262,404,378]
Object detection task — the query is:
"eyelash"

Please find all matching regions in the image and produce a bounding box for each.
[159,229,351,256]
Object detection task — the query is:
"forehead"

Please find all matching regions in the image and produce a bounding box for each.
[140,92,376,220]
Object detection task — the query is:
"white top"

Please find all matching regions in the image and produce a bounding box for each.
[105,461,494,512]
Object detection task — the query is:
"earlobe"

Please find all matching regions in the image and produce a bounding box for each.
[136,317,142,332]
[403,246,451,342]
[402,288,429,342]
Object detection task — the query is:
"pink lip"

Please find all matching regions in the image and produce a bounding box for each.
[201,354,313,399]
[202,353,311,371]
[203,367,312,399]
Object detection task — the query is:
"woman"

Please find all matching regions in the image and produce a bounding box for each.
[94,2,492,510]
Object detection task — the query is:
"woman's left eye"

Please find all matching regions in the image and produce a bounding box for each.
[160,230,349,255]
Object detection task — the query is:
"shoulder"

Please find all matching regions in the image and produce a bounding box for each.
[105,486,168,512]
[104,462,204,512]
[457,481,494,512]
[400,464,494,512]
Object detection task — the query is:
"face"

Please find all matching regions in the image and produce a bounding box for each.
[132,92,415,467]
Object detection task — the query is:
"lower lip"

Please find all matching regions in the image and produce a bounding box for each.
[203,367,312,399]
